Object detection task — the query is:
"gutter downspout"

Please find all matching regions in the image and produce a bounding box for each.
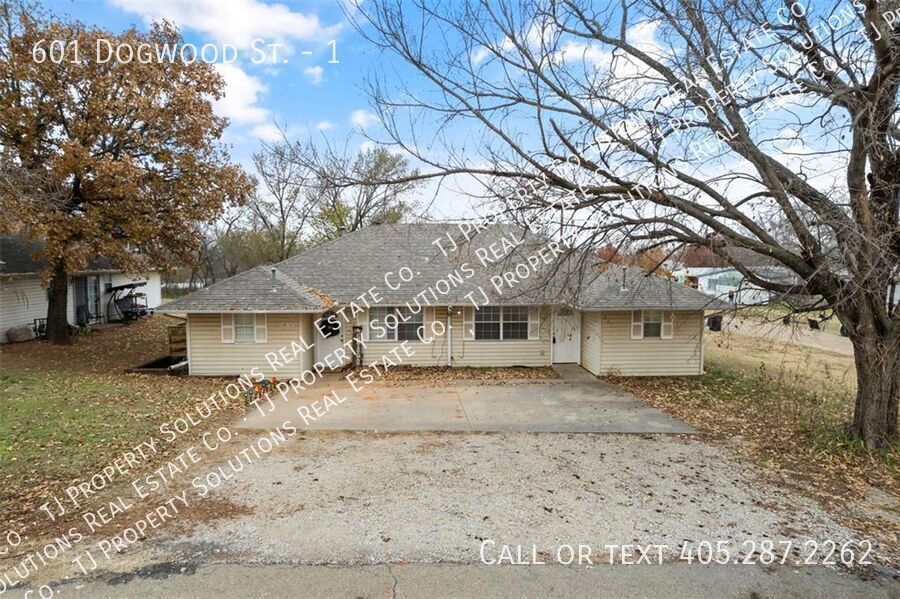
[447,305,453,366]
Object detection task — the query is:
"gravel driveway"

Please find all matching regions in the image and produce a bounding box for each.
[140,431,892,569]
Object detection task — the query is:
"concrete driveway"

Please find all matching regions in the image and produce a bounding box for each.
[237,366,694,434]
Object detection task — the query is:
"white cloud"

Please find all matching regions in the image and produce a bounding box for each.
[471,46,490,65]
[213,63,270,125]
[358,140,376,153]
[350,109,378,128]
[110,0,341,50]
[251,123,283,141]
[315,120,335,131]
[303,65,324,85]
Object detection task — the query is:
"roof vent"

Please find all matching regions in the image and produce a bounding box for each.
[620,267,628,291]
[271,267,277,292]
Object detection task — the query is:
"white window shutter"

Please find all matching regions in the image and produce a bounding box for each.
[528,307,541,340]
[661,311,674,339]
[463,307,475,340]
[422,306,434,342]
[631,311,644,340]
[254,313,267,343]
[360,310,370,341]
[221,313,235,344]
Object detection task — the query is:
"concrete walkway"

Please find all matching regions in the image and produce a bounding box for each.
[49,562,896,598]
[237,368,694,434]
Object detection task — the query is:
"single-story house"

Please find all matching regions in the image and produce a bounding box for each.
[159,223,726,377]
[0,235,162,343]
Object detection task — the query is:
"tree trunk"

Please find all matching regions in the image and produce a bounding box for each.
[45,261,71,344]
[849,332,899,450]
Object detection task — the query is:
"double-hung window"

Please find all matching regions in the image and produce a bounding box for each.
[396,306,424,341]
[472,306,530,340]
[501,306,529,340]
[234,314,256,342]
[474,306,502,340]
[643,310,663,338]
[368,307,427,341]
[369,306,398,341]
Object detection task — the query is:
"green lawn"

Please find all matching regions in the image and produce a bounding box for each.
[1,370,192,481]
[0,318,236,527]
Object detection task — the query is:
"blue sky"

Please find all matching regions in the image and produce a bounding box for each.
[43,0,471,217]
[37,1,854,225]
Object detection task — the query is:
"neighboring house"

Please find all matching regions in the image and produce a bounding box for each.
[672,246,795,306]
[671,266,773,305]
[159,223,725,377]
[0,235,162,343]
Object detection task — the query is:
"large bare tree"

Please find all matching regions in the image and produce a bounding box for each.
[249,142,314,261]
[352,0,900,448]
[286,140,425,241]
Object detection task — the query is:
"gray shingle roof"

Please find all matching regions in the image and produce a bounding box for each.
[157,266,326,312]
[0,235,114,275]
[275,222,568,306]
[578,266,731,310]
[161,223,729,312]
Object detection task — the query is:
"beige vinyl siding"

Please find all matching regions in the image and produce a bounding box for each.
[187,313,312,377]
[597,310,703,376]
[361,306,449,367]
[449,306,551,367]
[580,311,602,375]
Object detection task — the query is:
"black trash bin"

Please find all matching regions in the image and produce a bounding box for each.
[707,315,723,332]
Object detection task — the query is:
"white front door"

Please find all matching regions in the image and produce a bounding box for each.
[552,308,580,363]
[314,313,348,368]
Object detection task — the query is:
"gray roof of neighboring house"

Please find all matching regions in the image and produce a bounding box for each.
[161,223,728,312]
[0,235,114,275]
[157,266,326,312]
